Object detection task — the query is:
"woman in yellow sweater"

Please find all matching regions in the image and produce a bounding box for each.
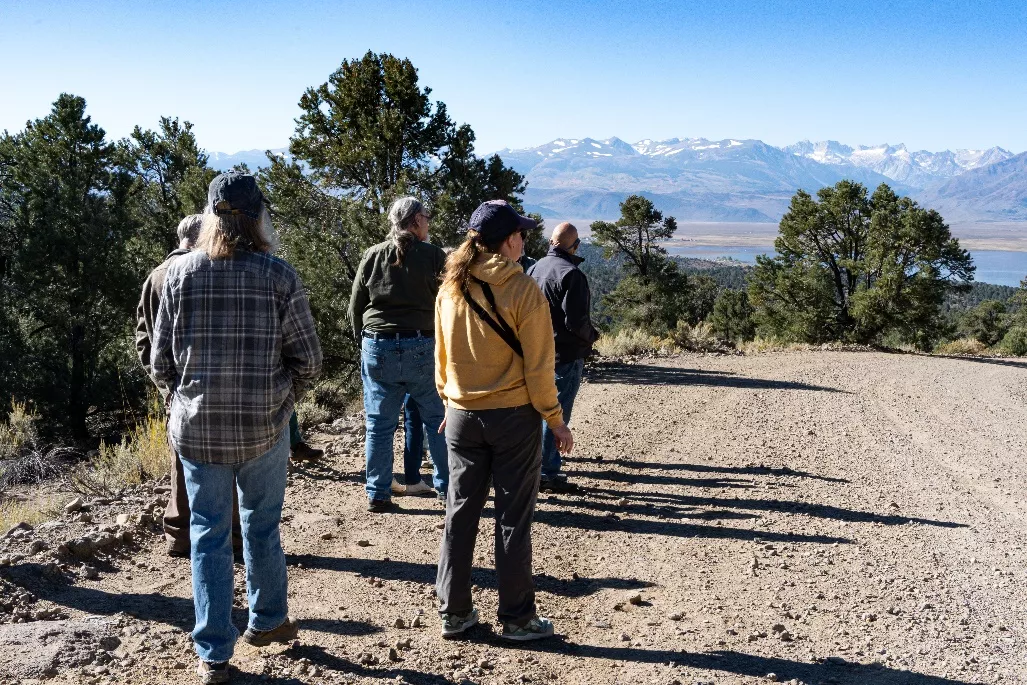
[434,200,574,642]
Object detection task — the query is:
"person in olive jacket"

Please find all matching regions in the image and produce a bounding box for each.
[348,197,449,512]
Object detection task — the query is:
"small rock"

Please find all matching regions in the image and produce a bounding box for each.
[668,612,683,621]
[65,497,85,514]
[478,659,493,669]
[778,630,793,642]
[27,539,48,555]
[766,674,779,682]
[3,522,32,538]
[115,514,132,526]
[616,498,629,506]
[771,623,786,633]
[411,615,422,628]
[394,618,406,629]
[619,633,631,641]
[320,532,334,540]
[81,565,100,580]
[357,539,371,547]
[388,647,400,661]
[626,592,643,606]
[292,663,308,676]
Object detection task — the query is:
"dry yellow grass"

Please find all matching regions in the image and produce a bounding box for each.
[0,495,58,533]
[70,409,170,496]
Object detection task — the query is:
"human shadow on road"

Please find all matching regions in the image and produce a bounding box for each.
[272,644,449,685]
[567,485,967,529]
[571,468,757,489]
[565,457,849,483]
[484,636,982,685]
[531,508,850,545]
[284,554,655,598]
[17,564,379,638]
[586,362,849,393]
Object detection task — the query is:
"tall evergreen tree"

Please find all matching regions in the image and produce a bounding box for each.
[0,94,140,438]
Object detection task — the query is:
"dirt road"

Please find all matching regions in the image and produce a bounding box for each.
[2,350,1026,684]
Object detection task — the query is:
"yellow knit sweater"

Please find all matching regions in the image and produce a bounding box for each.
[435,253,564,428]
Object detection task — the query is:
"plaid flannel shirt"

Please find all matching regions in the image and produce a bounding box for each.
[151,249,323,465]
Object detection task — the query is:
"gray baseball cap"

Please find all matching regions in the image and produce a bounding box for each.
[207,172,265,219]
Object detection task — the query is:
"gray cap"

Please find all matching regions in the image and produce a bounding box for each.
[207,172,265,219]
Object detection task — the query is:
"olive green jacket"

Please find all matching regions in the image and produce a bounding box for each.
[348,239,447,340]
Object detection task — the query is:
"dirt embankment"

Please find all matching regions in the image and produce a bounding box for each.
[2,350,1025,685]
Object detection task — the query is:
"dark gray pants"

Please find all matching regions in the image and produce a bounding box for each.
[436,404,542,626]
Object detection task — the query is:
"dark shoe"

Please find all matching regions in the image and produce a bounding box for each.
[166,541,189,558]
[291,442,323,461]
[541,475,576,493]
[367,498,393,513]
[196,659,231,684]
[242,617,299,647]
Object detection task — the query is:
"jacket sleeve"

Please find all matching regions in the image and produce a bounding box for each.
[519,293,564,428]
[281,276,323,404]
[135,274,157,379]
[434,294,448,405]
[348,252,371,341]
[562,270,600,345]
[150,279,177,397]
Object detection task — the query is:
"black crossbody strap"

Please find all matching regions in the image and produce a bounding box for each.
[461,278,524,357]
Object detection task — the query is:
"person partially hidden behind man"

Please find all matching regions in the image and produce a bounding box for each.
[527,222,599,492]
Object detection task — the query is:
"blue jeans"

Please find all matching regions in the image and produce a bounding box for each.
[541,358,585,479]
[180,430,290,663]
[402,397,426,486]
[361,335,449,500]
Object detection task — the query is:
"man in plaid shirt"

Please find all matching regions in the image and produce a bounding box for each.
[151,172,321,684]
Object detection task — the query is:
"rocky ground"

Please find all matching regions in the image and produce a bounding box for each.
[1,350,1025,685]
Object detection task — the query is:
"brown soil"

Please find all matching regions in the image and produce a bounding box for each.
[2,350,1026,685]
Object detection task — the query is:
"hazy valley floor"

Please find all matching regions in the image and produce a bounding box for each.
[2,350,1026,684]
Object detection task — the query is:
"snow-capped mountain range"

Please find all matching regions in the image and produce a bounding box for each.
[209,137,1025,223]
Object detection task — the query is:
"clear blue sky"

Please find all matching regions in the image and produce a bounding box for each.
[2,0,1025,155]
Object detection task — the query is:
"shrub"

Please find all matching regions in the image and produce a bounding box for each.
[69,410,169,496]
[595,329,672,357]
[934,337,988,356]
[669,321,722,352]
[0,401,40,460]
[959,300,1008,346]
[999,327,1027,356]
[0,496,59,533]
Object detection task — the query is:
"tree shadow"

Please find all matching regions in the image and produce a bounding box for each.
[284,554,655,598]
[586,362,849,393]
[564,457,849,484]
[901,350,1027,371]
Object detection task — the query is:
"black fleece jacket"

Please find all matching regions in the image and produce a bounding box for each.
[527,246,600,364]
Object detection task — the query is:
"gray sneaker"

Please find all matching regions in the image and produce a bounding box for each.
[441,607,479,638]
[501,615,554,641]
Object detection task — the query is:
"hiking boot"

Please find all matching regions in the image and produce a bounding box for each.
[501,615,555,642]
[290,442,323,461]
[540,476,576,493]
[196,659,231,684]
[166,541,189,558]
[367,498,393,513]
[242,617,299,647]
[441,607,479,638]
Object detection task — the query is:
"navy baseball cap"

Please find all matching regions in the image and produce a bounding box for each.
[207,172,266,219]
[469,200,536,245]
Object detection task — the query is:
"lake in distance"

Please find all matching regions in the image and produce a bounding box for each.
[666,245,1027,287]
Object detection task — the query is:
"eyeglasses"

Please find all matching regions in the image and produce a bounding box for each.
[570,238,581,250]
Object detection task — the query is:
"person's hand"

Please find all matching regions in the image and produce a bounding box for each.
[438,417,447,434]
[551,423,574,455]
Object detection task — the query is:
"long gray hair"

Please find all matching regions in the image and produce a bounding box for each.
[387,196,424,266]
